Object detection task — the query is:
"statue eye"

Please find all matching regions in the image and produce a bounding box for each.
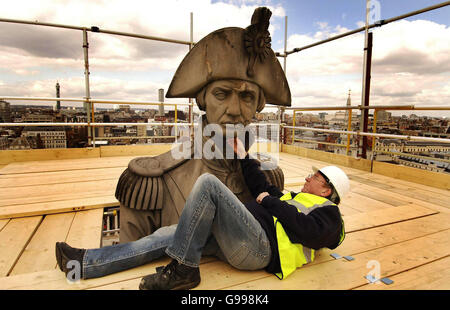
[240,91,255,103]
[214,89,228,100]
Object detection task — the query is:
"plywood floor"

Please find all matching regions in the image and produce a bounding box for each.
[0,152,449,290]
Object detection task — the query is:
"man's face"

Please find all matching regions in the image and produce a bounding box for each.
[204,80,260,133]
[301,172,332,198]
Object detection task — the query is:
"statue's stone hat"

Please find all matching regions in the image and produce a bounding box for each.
[166,7,291,106]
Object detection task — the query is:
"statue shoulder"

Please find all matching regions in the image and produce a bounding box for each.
[115,150,190,210]
[128,150,189,177]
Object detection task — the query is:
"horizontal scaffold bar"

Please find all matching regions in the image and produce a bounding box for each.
[284,125,450,144]
[283,105,450,111]
[280,1,450,56]
[0,18,194,45]
[0,96,192,106]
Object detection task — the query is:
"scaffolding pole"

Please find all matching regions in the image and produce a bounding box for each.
[281,1,450,56]
[360,0,373,159]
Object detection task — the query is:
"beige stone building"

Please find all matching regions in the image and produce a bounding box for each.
[21,126,67,149]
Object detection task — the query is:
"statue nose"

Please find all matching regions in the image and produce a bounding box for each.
[226,93,241,116]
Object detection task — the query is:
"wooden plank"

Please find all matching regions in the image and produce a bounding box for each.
[340,191,393,213]
[352,180,450,212]
[0,156,134,175]
[350,181,410,207]
[99,144,171,157]
[224,230,450,290]
[349,173,450,209]
[0,255,213,290]
[281,146,450,192]
[191,214,450,290]
[343,204,437,233]
[2,213,448,290]
[0,219,9,231]
[317,213,450,264]
[281,144,372,172]
[374,174,450,198]
[94,214,447,290]
[0,257,171,290]
[356,256,450,290]
[355,172,450,197]
[65,209,104,249]
[336,205,361,217]
[0,167,124,188]
[279,157,315,171]
[0,147,101,165]
[0,216,43,277]
[407,198,450,214]
[373,160,450,191]
[0,196,118,220]
[348,174,395,191]
[382,186,450,210]
[284,185,300,192]
[0,179,118,207]
[278,154,370,188]
[277,165,307,178]
[9,213,76,276]
[283,176,305,187]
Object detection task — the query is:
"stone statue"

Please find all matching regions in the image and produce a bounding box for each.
[115,7,291,243]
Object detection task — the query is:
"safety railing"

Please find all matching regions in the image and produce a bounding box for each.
[273,1,450,167]
[1,2,450,168]
[0,96,195,145]
[0,12,196,147]
[282,104,450,169]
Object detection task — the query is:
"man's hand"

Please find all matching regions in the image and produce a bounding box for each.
[256,192,269,204]
[226,137,247,159]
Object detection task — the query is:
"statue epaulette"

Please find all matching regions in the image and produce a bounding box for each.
[115,151,188,211]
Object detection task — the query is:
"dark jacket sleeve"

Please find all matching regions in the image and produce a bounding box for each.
[261,195,343,250]
[240,156,284,199]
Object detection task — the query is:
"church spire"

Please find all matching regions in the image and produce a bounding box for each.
[346,89,351,107]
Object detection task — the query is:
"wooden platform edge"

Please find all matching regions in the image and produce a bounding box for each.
[281,144,450,190]
[0,196,118,220]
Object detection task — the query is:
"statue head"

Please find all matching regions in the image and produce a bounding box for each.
[166,7,291,133]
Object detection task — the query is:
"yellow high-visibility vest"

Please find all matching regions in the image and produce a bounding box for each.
[274,192,345,279]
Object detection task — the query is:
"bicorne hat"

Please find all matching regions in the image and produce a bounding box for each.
[166,7,291,107]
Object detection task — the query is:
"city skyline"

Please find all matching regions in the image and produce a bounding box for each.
[0,0,449,118]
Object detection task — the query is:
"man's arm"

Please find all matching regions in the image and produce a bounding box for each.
[240,156,284,198]
[228,138,283,199]
[260,195,342,250]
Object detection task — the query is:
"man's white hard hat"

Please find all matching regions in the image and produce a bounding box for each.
[312,165,350,201]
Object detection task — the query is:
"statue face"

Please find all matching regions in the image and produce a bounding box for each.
[204,79,260,134]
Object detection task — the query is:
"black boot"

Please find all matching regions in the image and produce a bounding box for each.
[139,259,200,290]
[55,242,86,279]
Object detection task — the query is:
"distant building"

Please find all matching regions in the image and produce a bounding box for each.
[0,100,12,123]
[55,82,61,111]
[0,136,9,150]
[376,110,392,122]
[375,139,450,173]
[376,139,450,154]
[21,126,67,149]
[119,105,131,112]
[9,136,38,150]
[318,112,327,121]
[22,113,53,123]
[344,89,351,125]
[158,88,165,116]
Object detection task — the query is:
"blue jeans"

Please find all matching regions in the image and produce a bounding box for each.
[83,173,271,279]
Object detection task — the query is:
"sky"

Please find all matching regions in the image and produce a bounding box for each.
[0,0,449,117]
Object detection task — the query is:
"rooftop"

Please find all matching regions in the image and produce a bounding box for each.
[0,144,449,290]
